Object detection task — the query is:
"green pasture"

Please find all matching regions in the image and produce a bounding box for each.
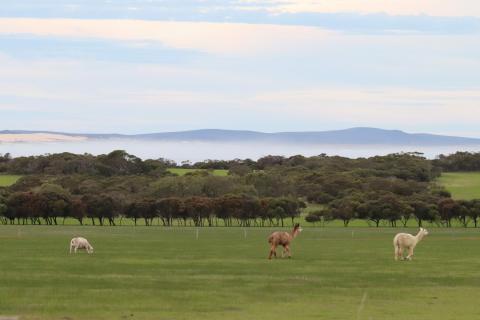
[0,174,21,187]
[438,172,480,200]
[1,226,480,320]
[167,168,229,176]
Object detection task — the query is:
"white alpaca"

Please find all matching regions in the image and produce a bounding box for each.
[393,228,429,261]
[70,237,94,254]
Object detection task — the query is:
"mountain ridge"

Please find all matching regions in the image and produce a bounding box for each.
[1,127,480,146]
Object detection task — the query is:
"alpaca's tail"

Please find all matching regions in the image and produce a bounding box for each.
[393,236,400,260]
[393,233,401,246]
[393,239,400,250]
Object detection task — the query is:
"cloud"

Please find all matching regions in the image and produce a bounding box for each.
[248,0,480,17]
[0,35,201,63]
[0,16,478,137]
[2,18,479,90]
[3,2,479,34]
[3,0,480,18]
[0,18,331,55]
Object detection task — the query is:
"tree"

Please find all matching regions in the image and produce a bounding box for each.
[263,198,304,227]
[228,164,252,176]
[256,155,285,169]
[410,196,438,227]
[6,192,41,224]
[357,193,410,227]
[83,194,118,226]
[69,197,87,225]
[37,183,72,225]
[380,193,413,227]
[245,171,295,197]
[456,200,471,227]
[328,197,360,227]
[358,200,386,227]
[126,199,156,226]
[467,199,480,227]
[156,198,184,226]
[183,197,214,227]
[0,194,8,224]
[305,209,332,226]
[433,152,480,172]
[453,199,480,228]
[438,198,460,227]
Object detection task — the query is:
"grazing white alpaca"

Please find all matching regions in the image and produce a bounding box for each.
[393,228,428,261]
[70,237,94,254]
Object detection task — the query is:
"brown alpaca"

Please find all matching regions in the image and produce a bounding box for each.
[268,223,303,259]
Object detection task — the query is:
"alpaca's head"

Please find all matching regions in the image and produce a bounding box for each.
[293,223,303,234]
[420,227,429,236]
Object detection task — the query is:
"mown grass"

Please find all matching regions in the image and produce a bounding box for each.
[438,172,480,200]
[0,174,22,187]
[1,226,480,320]
[167,168,229,176]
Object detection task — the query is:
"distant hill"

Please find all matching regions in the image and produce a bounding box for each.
[1,128,480,146]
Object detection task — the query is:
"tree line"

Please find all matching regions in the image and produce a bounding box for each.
[1,150,480,227]
[0,187,304,227]
[432,152,480,172]
[306,195,480,228]
[2,150,480,175]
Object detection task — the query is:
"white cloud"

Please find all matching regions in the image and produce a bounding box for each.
[0,18,332,55]
[245,0,480,17]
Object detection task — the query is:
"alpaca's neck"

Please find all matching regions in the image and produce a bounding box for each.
[415,231,425,243]
[290,229,299,239]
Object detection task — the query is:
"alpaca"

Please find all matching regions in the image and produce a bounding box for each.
[393,228,429,261]
[70,237,94,254]
[268,223,303,259]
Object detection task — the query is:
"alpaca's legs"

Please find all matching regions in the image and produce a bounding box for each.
[285,245,291,258]
[395,246,405,261]
[268,245,277,259]
[281,246,286,258]
[406,247,414,260]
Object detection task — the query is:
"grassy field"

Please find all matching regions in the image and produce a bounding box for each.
[0,174,22,187]
[438,172,480,200]
[167,168,229,176]
[1,226,480,320]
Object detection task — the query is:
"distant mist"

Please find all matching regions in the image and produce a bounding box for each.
[1,139,480,162]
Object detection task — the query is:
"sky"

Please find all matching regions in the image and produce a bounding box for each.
[1,1,480,137]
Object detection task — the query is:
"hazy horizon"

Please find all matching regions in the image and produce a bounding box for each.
[2,139,480,163]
